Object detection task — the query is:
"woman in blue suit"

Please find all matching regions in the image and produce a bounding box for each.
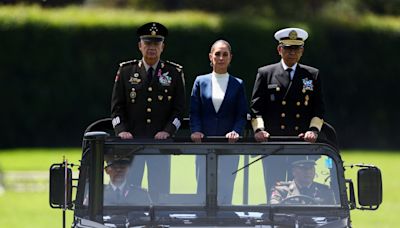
[190,40,248,205]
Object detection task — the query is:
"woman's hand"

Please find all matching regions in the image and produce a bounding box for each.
[191,132,204,143]
[225,131,239,143]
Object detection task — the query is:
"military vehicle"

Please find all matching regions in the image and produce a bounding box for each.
[50,118,382,227]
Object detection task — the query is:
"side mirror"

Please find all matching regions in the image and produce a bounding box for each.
[357,166,382,210]
[49,163,73,209]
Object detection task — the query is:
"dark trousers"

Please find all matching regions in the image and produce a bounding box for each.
[130,155,171,202]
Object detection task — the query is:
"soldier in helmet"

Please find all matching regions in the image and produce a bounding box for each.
[111,22,185,201]
[250,27,326,198]
[270,159,335,205]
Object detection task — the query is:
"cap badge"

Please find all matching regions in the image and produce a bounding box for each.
[289,30,298,40]
[302,78,314,91]
[150,23,159,36]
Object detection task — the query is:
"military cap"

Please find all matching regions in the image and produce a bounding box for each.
[291,159,316,168]
[105,157,131,168]
[137,22,168,42]
[274,28,308,46]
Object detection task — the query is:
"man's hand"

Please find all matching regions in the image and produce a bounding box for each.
[118,131,133,139]
[255,130,270,142]
[225,131,239,143]
[298,131,318,143]
[191,132,204,143]
[155,131,170,140]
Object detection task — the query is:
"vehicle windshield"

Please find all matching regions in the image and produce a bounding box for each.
[86,143,341,208]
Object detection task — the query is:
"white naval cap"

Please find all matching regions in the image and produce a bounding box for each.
[274,28,308,46]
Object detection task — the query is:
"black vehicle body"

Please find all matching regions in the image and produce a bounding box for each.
[50,119,382,228]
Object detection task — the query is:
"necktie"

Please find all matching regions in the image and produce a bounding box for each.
[115,188,121,201]
[286,68,293,81]
[147,67,154,83]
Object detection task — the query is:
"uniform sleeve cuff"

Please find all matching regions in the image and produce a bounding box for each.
[309,117,324,132]
[251,116,265,132]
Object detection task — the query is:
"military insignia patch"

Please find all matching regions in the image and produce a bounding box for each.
[302,78,314,91]
[129,76,141,84]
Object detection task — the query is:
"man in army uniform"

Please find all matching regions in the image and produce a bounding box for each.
[250,28,325,198]
[111,22,185,201]
[270,159,335,205]
[104,157,151,205]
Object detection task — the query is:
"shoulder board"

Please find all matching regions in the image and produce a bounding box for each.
[165,60,183,69]
[119,59,139,67]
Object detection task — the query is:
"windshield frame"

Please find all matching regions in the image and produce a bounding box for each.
[75,137,349,226]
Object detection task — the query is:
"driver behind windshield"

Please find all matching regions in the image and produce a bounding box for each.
[270,159,335,205]
[104,157,151,205]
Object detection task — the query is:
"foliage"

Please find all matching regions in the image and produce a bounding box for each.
[0,6,400,148]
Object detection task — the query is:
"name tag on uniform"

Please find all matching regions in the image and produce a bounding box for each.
[268,84,278,89]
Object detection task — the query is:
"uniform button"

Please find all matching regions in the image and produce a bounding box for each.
[276,87,280,92]
[296,114,300,118]
[147,108,151,113]
[148,87,153,92]
[304,101,309,106]
[131,99,135,103]
[281,113,286,118]
[147,98,152,102]
[164,89,168,93]
[296,101,301,106]
[147,119,151,123]
[281,125,285,130]
[282,101,286,105]
[295,126,299,131]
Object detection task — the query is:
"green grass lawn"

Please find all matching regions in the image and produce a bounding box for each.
[0,148,398,227]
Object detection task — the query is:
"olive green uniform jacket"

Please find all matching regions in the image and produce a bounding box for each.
[111,59,185,137]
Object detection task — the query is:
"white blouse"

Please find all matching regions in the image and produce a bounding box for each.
[211,72,229,112]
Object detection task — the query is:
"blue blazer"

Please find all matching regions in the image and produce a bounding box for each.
[190,73,248,136]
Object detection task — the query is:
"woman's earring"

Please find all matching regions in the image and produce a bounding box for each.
[210,62,213,67]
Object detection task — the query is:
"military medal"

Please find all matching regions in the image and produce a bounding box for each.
[159,71,172,86]
[302,78,314,91]
[168,96,172,101]
[158,95,163,101]
[130,91,136,99]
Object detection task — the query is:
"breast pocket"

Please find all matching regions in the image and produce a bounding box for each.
[268,84,282,102]
[157,86,173,103]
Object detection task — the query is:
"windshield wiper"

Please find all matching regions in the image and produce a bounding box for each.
[232,146,283,175]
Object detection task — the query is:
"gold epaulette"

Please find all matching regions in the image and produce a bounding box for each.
[119,59,138,67]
